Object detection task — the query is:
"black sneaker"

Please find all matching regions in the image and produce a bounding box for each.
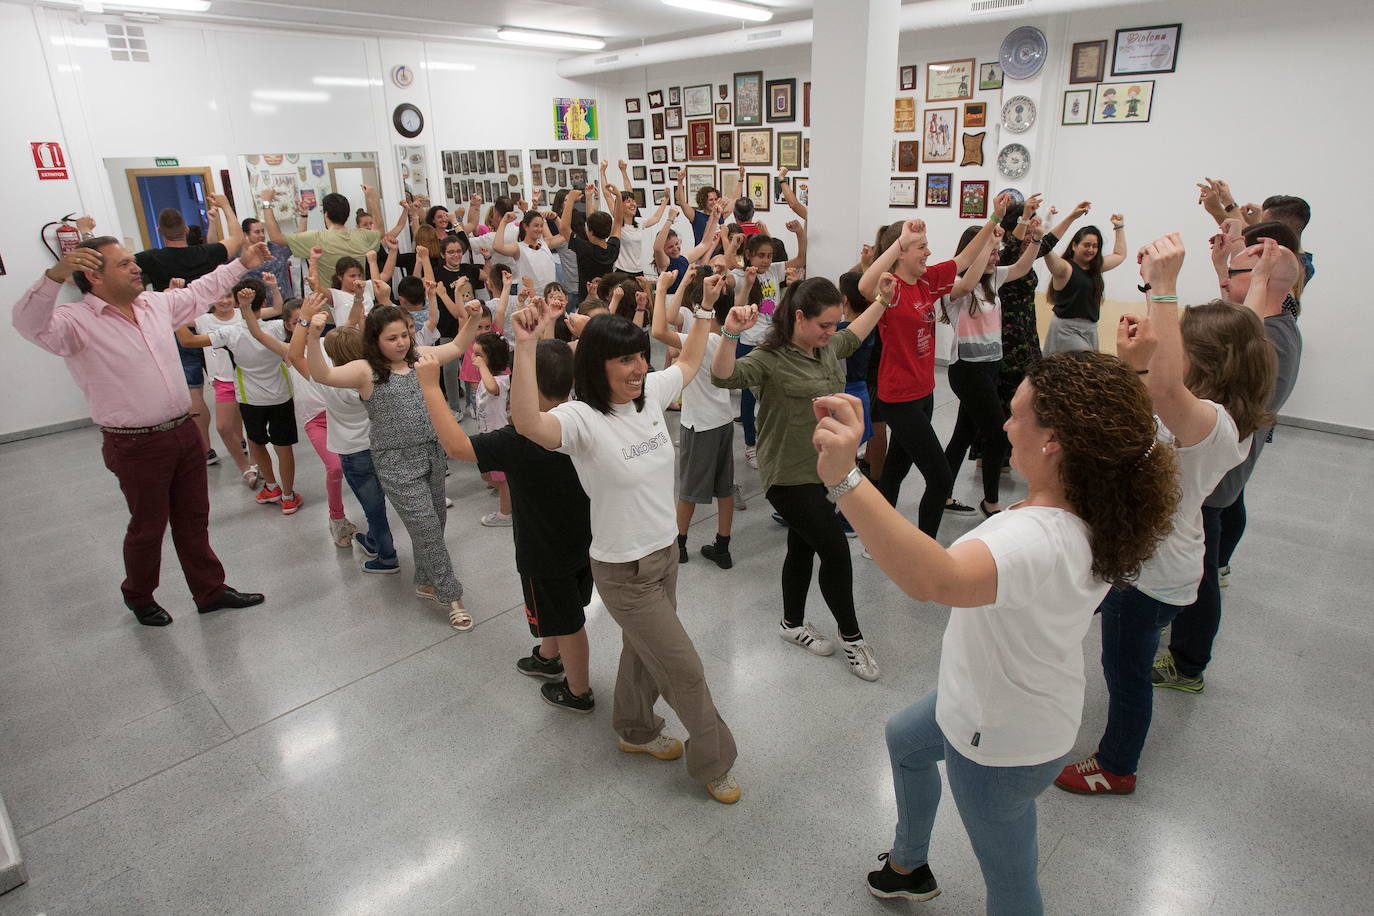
[540,679,594,714]
[866,853,940,901]
[206,449,220,466]
[944,499,977,515]
[515,646,564,680]
[678,541,690,564]
[700,543,733,569]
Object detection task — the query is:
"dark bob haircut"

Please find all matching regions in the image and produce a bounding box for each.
[573,313,651,414]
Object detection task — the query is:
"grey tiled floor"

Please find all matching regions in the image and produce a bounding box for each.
[2,370,1372,915]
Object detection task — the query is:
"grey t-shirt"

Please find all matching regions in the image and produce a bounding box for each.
[1205,312,1302,508]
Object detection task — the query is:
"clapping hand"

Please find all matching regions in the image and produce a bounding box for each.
[1115,314,1157,372]
[723,304,759,336]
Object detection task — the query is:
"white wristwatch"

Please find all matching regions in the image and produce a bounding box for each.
[825,466,863,503]
[693,307,714,320]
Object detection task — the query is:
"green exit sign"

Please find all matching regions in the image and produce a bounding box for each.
[154,157,179,167]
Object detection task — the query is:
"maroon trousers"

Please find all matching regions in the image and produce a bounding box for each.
[100,419,226,608]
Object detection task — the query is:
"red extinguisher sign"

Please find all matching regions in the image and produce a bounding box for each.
[32,141,70,180]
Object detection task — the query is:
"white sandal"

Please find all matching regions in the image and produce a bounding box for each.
[415,586,440,604]
[242,466,261,490]
[448,600,473,632]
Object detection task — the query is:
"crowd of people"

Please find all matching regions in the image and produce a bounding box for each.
[12,162,1311,912]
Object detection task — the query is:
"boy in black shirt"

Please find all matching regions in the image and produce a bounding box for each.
[415,340,595,713]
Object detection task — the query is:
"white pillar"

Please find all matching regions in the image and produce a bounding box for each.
[807,0,901,283]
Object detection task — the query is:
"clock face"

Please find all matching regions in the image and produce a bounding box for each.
[393,104,424,138]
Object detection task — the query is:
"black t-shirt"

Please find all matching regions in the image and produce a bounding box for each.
[569,236,622,292]
[431,264,475,339]
[470,425,592,578]
[135,243,229,292]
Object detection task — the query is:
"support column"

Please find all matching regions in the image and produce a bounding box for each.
[806,0,901,283]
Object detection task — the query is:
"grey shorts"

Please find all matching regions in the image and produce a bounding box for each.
[678,422,735,504]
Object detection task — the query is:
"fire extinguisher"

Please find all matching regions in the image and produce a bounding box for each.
[41,213,83,261]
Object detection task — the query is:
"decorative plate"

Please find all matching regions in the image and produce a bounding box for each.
[1000,95,1037,133]
[999,26,1048,80]
[998,188,1025,206]
[997,143,1031,179]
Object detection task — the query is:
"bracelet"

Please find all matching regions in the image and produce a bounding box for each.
[1149,295,1179,302]
[693,308,714,320]
[1137,283,1152,293]
[722,329,742,340]
[1017,217,1030,225]
[1113,224,1125,231]
[1136,369,1150,375]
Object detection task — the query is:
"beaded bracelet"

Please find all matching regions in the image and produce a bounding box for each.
[722,329,742,340]
[1149,295,1179,302]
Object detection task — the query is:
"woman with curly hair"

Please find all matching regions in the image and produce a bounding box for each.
[1055,234,1274,798]
[811,348,1177,913]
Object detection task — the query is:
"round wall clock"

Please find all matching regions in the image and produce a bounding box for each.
[393,103,424,138]
[997,143,1031,179]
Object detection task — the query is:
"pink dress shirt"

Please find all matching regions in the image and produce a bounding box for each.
[12,261,247,428]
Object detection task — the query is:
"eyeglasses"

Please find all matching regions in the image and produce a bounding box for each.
[1226,268,1254,278]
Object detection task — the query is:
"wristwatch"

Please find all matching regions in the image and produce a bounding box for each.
[297,318,310,327]
[825,466,863,503]
[693,307,714,320]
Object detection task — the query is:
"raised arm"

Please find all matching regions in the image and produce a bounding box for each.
[423,297,486,365]
[684,214,722,264]
[1003,219,1043,283]
[640,193,669,230]
[258,189,288,245]
[710,304,760,386]
[783,219,807,271]
[653,208,679,269]
[304,312,372,392]
[1048,200,1090,243]
[650,269,685,349]
[953,193,1008,274]
[416,353,478,462]
[239,288,291,361]
[509,307,564,449]
[844,272,893,344]
[858,219,922,299]
[362,185,384,234]
[1101,214,1128,271]
[214,193,245,257]
[776,168,808,221]
[672,274,717,386]
[557,189,582,248]
[492,212,519,257]
[287,291,330,377]
[675,173,696,223]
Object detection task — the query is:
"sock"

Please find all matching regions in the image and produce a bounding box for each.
[842,633,865,644]
[781,619,803,631]
[677,533,688,547]
[714,534,731,551]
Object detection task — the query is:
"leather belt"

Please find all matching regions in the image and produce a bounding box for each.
[100,413,192,435]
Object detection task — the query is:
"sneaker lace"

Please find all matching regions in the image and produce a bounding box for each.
[709,772,738,792]
[1073,755,1100,774]
[846,641,875,668]
[1154,655,1179,678]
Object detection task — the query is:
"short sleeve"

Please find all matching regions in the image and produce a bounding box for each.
[550,401,592,456]
[470,428,515,474]
[647,363,684,409]
[206,243,229,267]
[990,266,1012,291]
[971,514,1060,612]
[206,325,239,348]
[285,232,319,260]
[924,260,959,298]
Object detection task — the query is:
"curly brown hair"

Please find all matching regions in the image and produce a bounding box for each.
[1025,351,1180,586]
[1182,301,1276,441]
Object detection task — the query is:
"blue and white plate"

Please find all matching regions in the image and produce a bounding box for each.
[999,26,1048,80]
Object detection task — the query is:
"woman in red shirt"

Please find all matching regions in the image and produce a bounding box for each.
[858,202,1008,536]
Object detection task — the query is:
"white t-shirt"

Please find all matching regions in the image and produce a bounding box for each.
[315,352,370,455]
[733,262,787,346]
[473,222,520,272]
[1137,401,1250,605]
[194,311,243,382]
[616,223,648,274]
[330,285,375,328]
[937,506,1110,767]
[552,365,685,563]
[676,306,734,431]
[476,373,511,434]
[206,321,292,406]
[512,241,559,293]
[288,366,326,425]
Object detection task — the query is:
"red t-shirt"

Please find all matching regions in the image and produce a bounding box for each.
[737,221,763,237]
[876,260,958,402]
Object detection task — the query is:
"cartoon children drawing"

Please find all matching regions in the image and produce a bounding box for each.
[1125,86,1143,118]
[1100,88,1118,119]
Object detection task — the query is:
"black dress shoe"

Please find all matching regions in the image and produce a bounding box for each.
[126,601,174,626]
[198,587,266,614]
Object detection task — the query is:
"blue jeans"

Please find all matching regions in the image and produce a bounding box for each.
[886,690,1064,916]
[1096,586,1184,775]
[339,449,397,563]
[1167,504,1224,678]
[843,380,872,444]
[735,341,757,446]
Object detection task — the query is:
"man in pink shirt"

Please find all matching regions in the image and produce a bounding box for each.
[12,234,272,626]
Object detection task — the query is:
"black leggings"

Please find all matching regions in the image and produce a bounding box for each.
[876,394,953,537]
[943,359,1006,504]
[765,483,862,640]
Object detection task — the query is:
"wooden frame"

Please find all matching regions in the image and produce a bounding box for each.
[647,90,664,109]
[896,140,919,172]
[922,108,957,162]
[683,83,712,117]
[1092,80,1154,124]
[685,164,716,201]
[664,106,683,130]
[125,165,215,250]
[714,103,732,125]
[925,58,974,101]
[899,65,916,91]
[628,119,645,139]
[652,112,665,140]
[888,177,918,208]
[688,119,715,160]
[777,131,802,170]
[650,168,665,185]
[1062,89,1092,125]
[716,129,735,163]
[746,171,771,212]
[671,135,687,162]
[766,78,796,122]
[734,70,764,126]
[925,173,952,207]
[963,102,987,128]
[625,97,641,113]
[1069,39,1108,84]
[736,128,773,166]
[959,179,989,219]
[652,145,668,164]
[719,167,743,202]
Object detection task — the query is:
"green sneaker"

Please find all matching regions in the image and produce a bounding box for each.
[1152,654,1204,693]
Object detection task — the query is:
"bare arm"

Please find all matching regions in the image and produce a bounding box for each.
[239,292,291,361]
[672,275,718,386]
[509,307,564,449]
[784,219,807,271]
[492,213,519,257]
[675,173,696,222]
[259,189,289,245]
[952,194,1009,274]
[305,312,372,392]
[1101,215,1128,271]
[215,193,245,258]
[416,354,478,462]
[859,220,922,300]
[776,168,807,221]
[1003,220,1043,283]
[652,209,679,269]
[650,269,686,349]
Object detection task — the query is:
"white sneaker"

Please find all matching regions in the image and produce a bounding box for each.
[779,622,835,657]
[1218,565,1231,588]
[744,446,758,469]
[732,484,748,510]
[843,639,881,681]
[706,771,741,804]
[861,547,873,560]
[328,517,358,548]
[481,510,513,527]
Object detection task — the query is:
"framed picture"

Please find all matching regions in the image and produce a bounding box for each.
[665,106,683,130]
[570,168,587,190]
[719,167,743,201]
[1070,39,1108,84]
[625,97,641,113]
[632,187,646,209]
[718,83,729,100]
[737,128,773,166]
[922,108,956,162]
[688,119,715,160]
[668,86,681,106]
[1093,80,1154,123]
[650,168,665,184]
[979,61,1003,90]
[773,174,806,205]
[899,65,916,91]
[576,148,587,166]
[926,59,974,101]
[959,180,989,219]
[1062,89,1092,125]
[544,166,557,187]
[686,165,716,201]
[671,135,688,162]
[653,188,667,206]
[669,167,680,181]
[684,83,712,117]
[734,70,764,125]
[803,81,810,127]
[746,171,771,212]
[716,129,735,163]
[963,102,987,128]
[628,119,645,139]
[558,169,568,188]
[651,145,668,163]
[960,131,985,167]
[627,142,644,160]
[1112,23,1181,75]
[803,137,810,169]
[560,149,574,165]
[715,103,732,125]
[632,165,647,181]
[777,131,802,170]
[652,112,665,140]
[888,177,918,208]
[894,97,916,132]
[648,90,664,108]
[766,78,796,122]
[897,140,919,172]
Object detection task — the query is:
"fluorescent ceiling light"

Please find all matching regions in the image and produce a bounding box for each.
[312,76,381,87]
[496,27,604,50]
[661,0,772,22]
[105,0,211,10]
[421,61,476,71]
[251,89,330,103]
[249,101,279,115]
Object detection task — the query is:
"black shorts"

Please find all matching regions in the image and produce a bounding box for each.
[521,565,593,638]
[240,400,298,446]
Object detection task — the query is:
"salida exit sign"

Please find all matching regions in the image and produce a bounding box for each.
[155,157,179,167]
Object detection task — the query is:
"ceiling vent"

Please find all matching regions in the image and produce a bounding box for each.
[106,23,149,61]
[594,53,621,66]
[745,28,784,42]
[970,0,1028,14]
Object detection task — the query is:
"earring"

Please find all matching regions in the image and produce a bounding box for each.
[1041,445,1047,454]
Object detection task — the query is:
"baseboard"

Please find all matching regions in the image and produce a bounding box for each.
[1276,414,1374,440]
[0,417,95,444]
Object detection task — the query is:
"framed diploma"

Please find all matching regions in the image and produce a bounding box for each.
[926,59,975,102]
[1111,24,1181,76]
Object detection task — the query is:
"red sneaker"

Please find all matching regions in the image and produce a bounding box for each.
[1054,755,1136,795]
[255,484,283,505]
[280,491,303,515]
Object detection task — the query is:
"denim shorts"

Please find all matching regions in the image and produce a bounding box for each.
[178,342,205,388]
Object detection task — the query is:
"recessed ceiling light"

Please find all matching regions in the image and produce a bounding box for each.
[661,0,772,22]
[496,27,605,51]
